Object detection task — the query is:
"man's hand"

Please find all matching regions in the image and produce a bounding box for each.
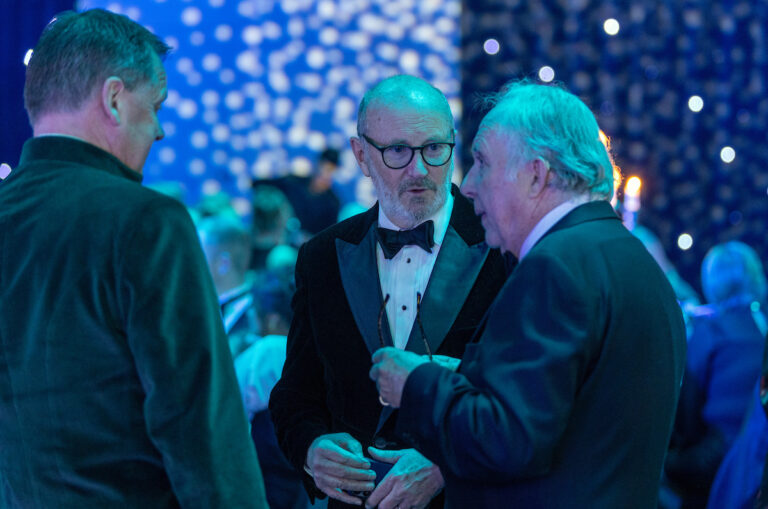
[307,433,376,505]
[370,347,428,408]
[364,447,444,509]
[429,354,460,372]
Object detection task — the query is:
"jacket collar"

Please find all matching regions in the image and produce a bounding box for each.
[18,136,143,183]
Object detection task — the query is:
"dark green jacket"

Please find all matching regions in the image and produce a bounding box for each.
[0,137,267,508]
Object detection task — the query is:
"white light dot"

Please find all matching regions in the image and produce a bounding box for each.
[158,147,176,164]
[236,51,260,75]
[201,90,220,108]
[202,54,221,72]
[181,7,202,27]
[189,158,206,175]
[191,131,209,149]
[214,24,233,41]
[262,21,281,39]
[233,195,251,213]
[306,47,326,69]
[177,99,198,119]
[242,25,262,45]
[189,31,205,46]
[288,125,308,146]
[186,72,202,86]
[399,50,420,72]
[269,72,291,93]
[688,95,704,112]
[161,122,176,137]
[720,146,736,163]
[483,38,500,55]
[538,66,555,82]
[125,6,141,20]
[219,69,236,84]
[229,157,247,175]
[319,27,339,45]
[202,179,221,196]
[604,18,620,35]
[292,157,312,177]
[0,163,12,179]
[209,0,225,7]
[23,49,33,66]
[308,132,326,151]
[225,91,245,110]
[213,150,228,165]
[677,233,693,251]
[176,57,194,74]
[212,124,231,142]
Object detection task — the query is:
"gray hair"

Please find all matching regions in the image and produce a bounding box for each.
[482,80,616,199]
[24,9,171,125]
[356,75,453,137]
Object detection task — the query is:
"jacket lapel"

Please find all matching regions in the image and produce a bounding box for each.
[336,223,393,356]
[403,225,489,355]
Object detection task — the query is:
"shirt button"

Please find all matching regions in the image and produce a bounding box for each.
[402,305,407,310]
[407,258,411,263]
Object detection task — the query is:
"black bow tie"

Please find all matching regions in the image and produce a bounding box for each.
[376,220,435,260]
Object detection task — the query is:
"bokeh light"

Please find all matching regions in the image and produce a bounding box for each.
[0,163,12,179]
[687,95,704,112]
[720,146,736,163]
[603,18,620,35]
[677,234,694,250]
[483,38,500,55]
[538,66,555,82]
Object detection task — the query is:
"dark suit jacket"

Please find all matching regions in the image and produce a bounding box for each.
[396,201,687,508]
[269,186,506,506]
[0,137,267,508]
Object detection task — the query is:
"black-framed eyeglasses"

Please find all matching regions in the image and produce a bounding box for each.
[377,293,433,361]
[362,134,455,170]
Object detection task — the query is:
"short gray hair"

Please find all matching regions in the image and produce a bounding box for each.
[24,9,171,125]
[356,75,453,137]
[483,80,616,199]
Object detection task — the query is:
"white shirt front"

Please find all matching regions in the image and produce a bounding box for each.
[376,192,454,349]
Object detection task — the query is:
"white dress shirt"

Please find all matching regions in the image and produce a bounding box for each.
[376,192,454,349]
[518,196,594,260]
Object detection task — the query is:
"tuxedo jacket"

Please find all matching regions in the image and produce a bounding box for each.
[269,186,506,504]
[396,201,687,509]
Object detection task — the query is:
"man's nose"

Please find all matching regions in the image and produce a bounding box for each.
[406,150,429,176]
[461,167,476,197]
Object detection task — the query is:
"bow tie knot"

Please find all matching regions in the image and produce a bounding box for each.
[376,220,435,259]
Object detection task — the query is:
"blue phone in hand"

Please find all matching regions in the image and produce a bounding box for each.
[343,458,393,498]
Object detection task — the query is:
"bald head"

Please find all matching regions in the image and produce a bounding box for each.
[357,75,453,136]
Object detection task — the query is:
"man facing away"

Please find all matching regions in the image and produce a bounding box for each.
[269,75,506,509]
[0,9,267,508]
[371,81,687,508]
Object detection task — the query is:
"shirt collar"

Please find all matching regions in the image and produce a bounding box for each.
[377,189,454,246]
[519,196,592,260]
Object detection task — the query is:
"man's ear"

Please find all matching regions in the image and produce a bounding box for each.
[528,157,551,197]
[101,77,125,125]
[349,136,371,177]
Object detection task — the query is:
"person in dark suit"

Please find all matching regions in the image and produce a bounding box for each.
[371,80,687,508]
[0,9,267,508]
[268,75,506,509]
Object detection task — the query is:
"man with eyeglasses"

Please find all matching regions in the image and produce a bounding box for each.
[370,81,687,508]
[269,75,506,509]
